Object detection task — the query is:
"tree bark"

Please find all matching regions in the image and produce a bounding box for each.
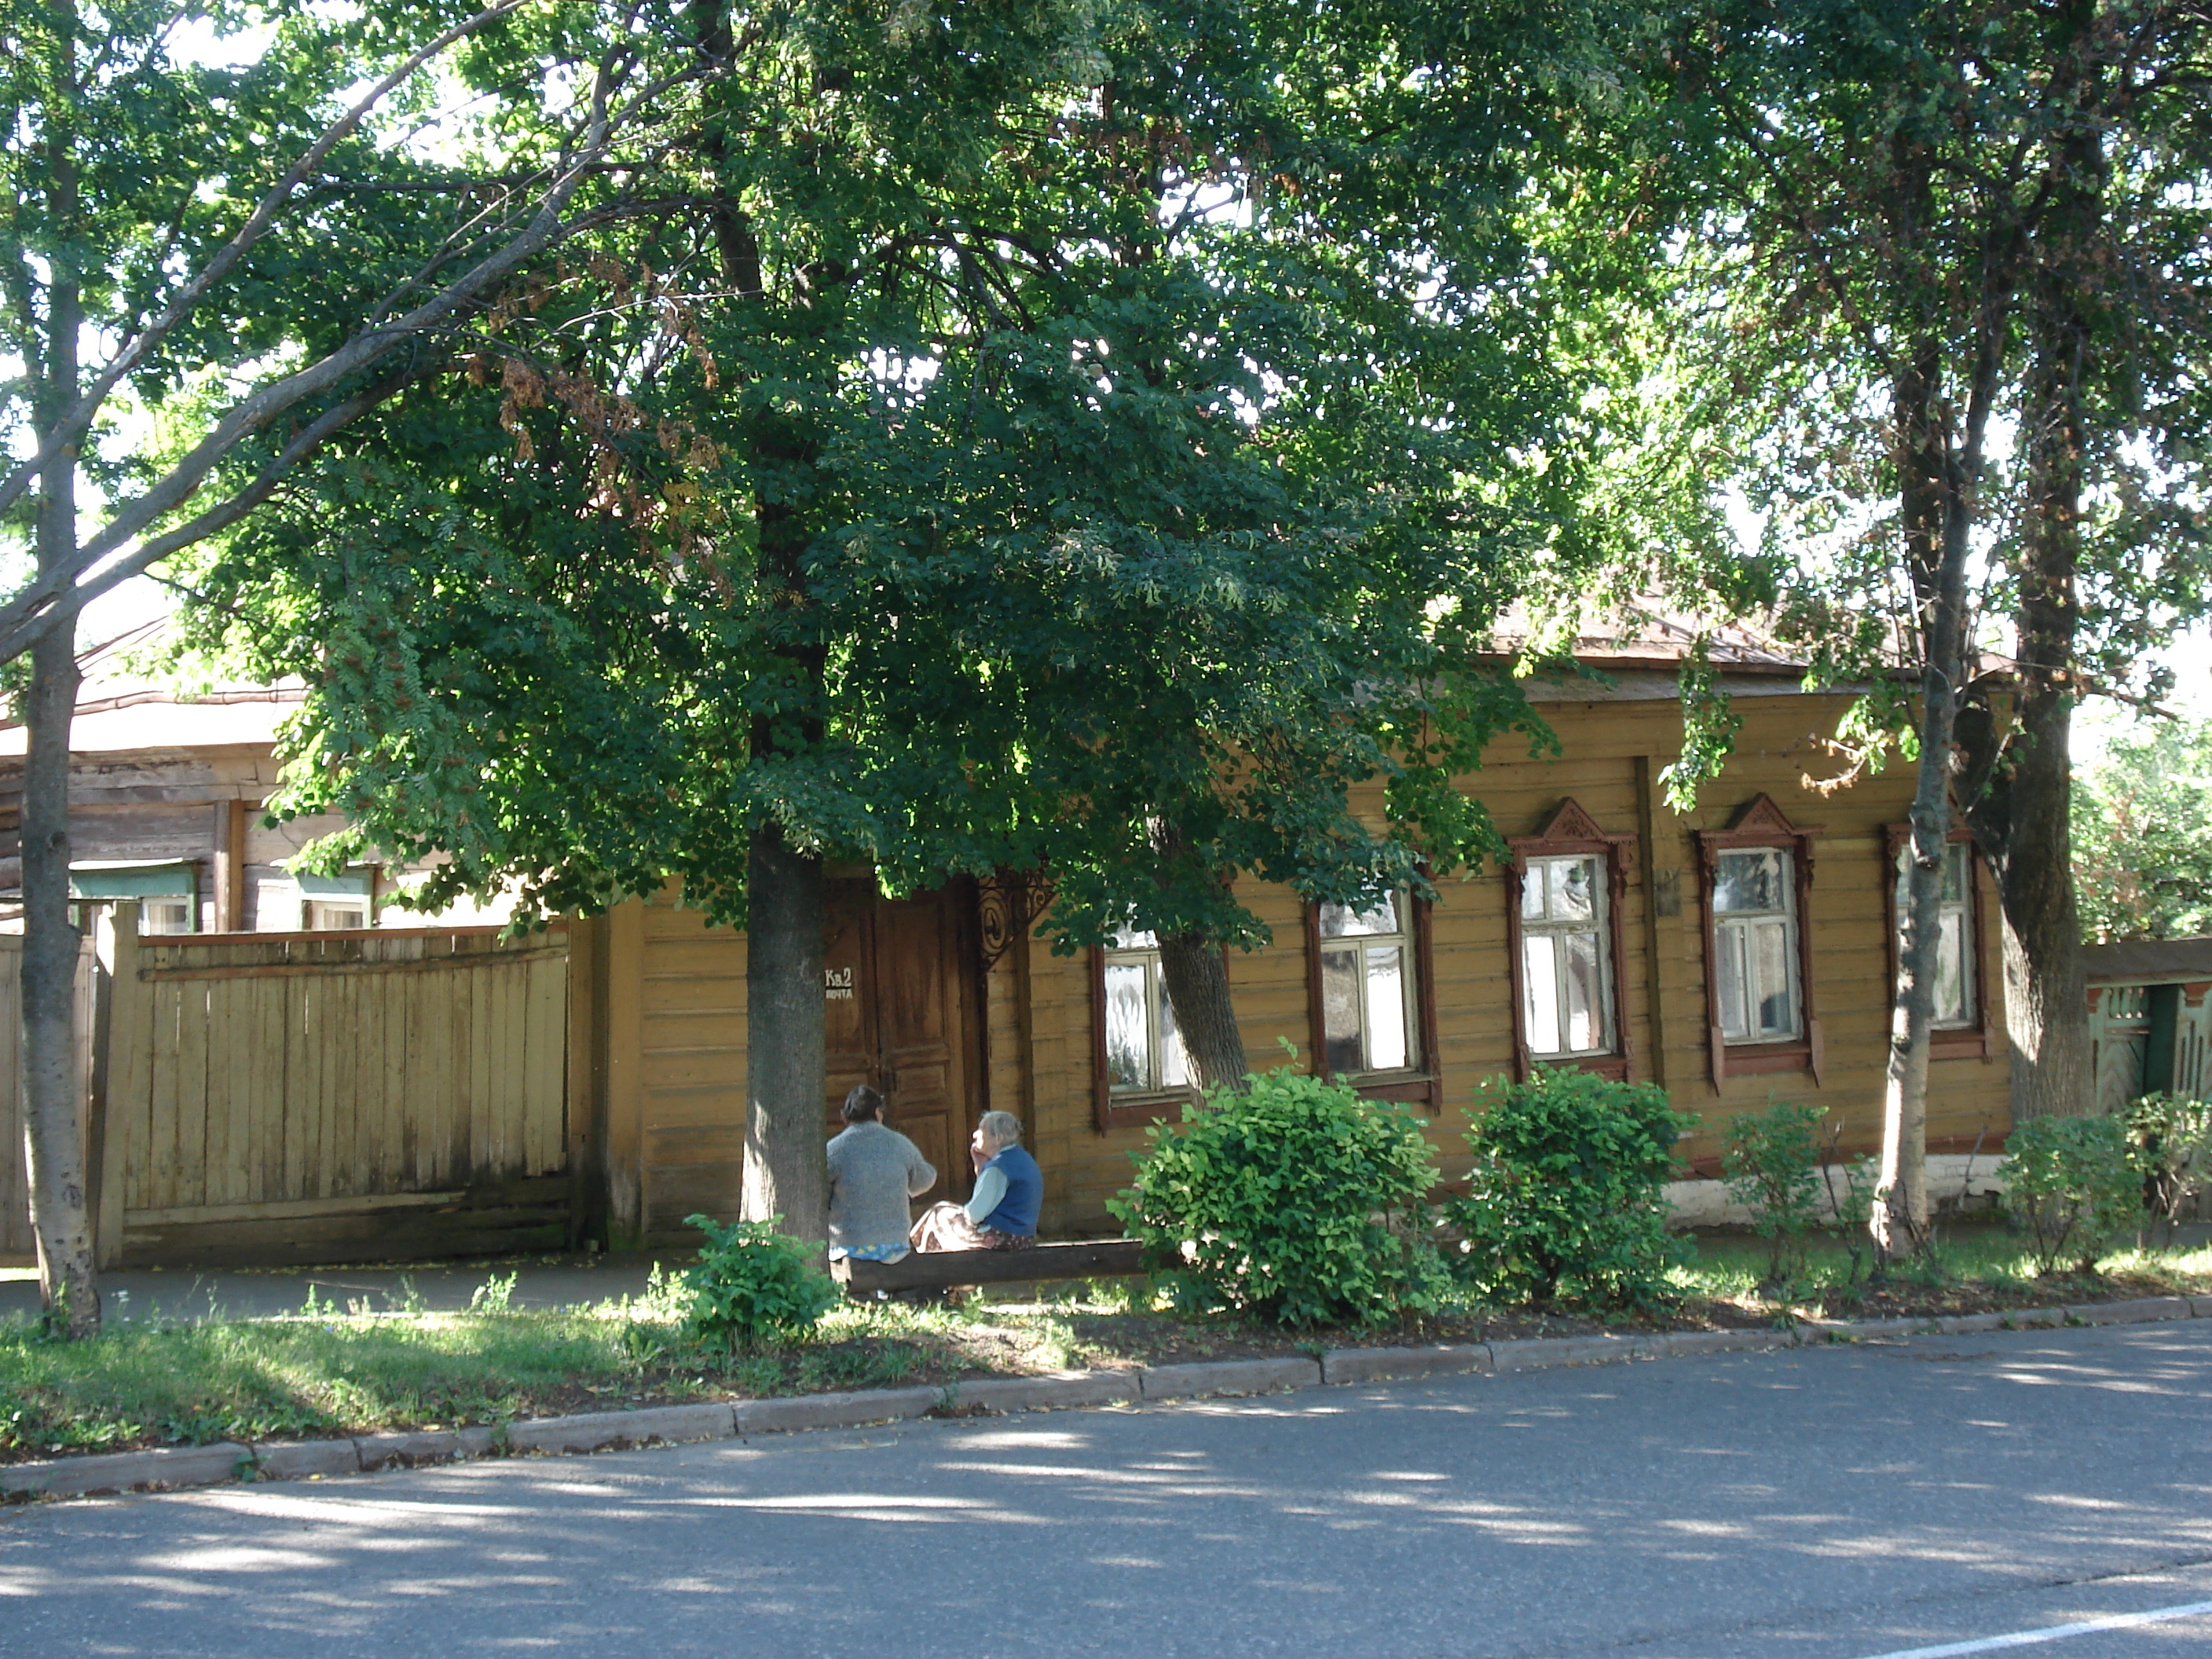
[1157,931,1248,1096]
[742,822,828,1241]
[1873,332,1951,1263]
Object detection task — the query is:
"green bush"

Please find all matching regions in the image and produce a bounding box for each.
[1447,1068,1697,1310]
[2123,1093,2212,1243]
[1108,1066,1448,1328]
[1721,1101,1826,1288]
[1998,1116,2140,1275]
[679,1214,839,1348]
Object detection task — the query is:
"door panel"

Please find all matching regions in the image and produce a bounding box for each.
[876,886,965,1204]
[818,880,976,1207]
[822,880,880,1135]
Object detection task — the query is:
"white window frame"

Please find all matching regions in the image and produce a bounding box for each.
[1519,854,1613,1059]
[302,899,369,931]
[1101,927,1189,1095]
[1713,848,1803,1044]
[140,899,198,936]
[1313,891,1420,1079]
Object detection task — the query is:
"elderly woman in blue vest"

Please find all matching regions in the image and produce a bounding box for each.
[910,1110,1041,1252]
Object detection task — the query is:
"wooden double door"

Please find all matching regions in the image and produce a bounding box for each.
[823,878,983,1207]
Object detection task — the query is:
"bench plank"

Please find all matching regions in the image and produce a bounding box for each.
[833,1237,1146,1291]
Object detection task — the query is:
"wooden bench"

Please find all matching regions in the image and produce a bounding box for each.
[831,1237,1146,1295]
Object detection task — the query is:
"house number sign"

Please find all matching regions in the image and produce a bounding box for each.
[824,967,855,1002]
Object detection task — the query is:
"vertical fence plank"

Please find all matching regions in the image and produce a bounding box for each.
[171,978,208,1210]
[523,955,566,1176]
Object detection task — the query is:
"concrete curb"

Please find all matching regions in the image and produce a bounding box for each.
[1137,1356,1322,1400]
[5,1293,2204,1503]
[1322,1342,1492,1384]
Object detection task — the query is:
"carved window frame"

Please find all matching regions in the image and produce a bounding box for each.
[1302,889,1441,1108]
[1695,794,1823,1086]
[1504,800,1638,1082]
[1883,824,1995,1062]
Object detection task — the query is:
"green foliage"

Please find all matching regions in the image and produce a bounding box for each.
[2073,718,2212,943]
[2122,1093,2212,1243]
[1999,1116,2141,1276]
[679,1216,838,1350]
[1448,1068,1696,1310]
[1721,1101,1827,1288]
[1108,1067,1448,1328]
[174,0,1607,954]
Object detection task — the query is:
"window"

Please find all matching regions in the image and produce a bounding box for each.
[1713,848,1800,1042]
[1100,926,1188,1095]
[295,866,374,932]
[1884,826,1993,1060]
[1695,794,1823,1085]
[1505,800,1636,1081]
[141,900,196,936]
[1314,893,1418,1077]
[1521,855,1611,1057]
[1893,841,1975,1027]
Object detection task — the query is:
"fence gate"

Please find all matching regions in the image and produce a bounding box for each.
[97,912,572,1268]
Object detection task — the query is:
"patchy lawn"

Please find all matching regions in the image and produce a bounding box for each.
[4,1222,2206,1466]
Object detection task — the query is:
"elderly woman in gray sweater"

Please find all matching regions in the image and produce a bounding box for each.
[825,1086,938,1263]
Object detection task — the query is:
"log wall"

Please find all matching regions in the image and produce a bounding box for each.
[1028,686,2015,1235]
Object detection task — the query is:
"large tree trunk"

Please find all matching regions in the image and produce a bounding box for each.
[742,822,828,1241]
[1158,931,1247,1096]
[20,608,93,1337]
[1976,113,2097,1122]
[22,80,95,1335]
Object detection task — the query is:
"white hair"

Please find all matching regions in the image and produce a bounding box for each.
[977,1111,1024,1148]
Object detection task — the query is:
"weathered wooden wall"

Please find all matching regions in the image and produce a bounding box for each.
[1029,684,2015,1236]
[584,892,753,1248]
[98,913,570,1265]
[0,936,104,1264]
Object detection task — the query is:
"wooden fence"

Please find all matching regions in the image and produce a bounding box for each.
[95,912,573,1267]
[0,935,104,1262]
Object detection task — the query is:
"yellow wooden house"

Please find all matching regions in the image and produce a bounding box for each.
[570,646,2014,1246]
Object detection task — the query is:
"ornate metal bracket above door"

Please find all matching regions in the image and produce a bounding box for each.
[976,866,1054,969]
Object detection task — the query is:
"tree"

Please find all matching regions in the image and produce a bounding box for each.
[1611,0,2212,1257]
[2074,716,2212,943]
[180,0,1595,1237]
[1,0,712,1335]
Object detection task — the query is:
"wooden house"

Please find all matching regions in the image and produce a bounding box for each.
[570,639,2017,1246]
[2,623,2020,1265]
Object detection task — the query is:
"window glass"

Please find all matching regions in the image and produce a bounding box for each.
[1104,961,1148,1089]
[1714,849,1785,914]
[305,901,367,930]
[1319,893,1400,939]
[1523,934,1560,1054]
[1714,848,1800,1043]
[1316,892,1419,1075]
[1364,944,1408,1070]
[142,900,195,936]
[1519,855,1613,1058]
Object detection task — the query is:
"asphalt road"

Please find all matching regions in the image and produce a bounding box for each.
[4,1320,2210,1658]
